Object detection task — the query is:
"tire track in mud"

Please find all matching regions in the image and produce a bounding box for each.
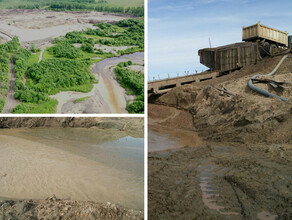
[148,104,290,219]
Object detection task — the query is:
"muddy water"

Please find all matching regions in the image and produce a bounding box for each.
[148,128,202,152]
[91,52,144,113]
[0,128,144,209]
[51,52,144,114]
[148,130,179,152]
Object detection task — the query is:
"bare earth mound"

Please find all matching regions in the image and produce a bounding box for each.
[0,199,143,220]
[149,55,292,219]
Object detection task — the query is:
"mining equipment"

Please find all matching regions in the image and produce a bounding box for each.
[198,22,291,74]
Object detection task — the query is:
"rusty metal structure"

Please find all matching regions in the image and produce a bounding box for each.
[198,42,259,73]
[199,22,290,73]
[148,23,291,95]
[148,71,219,94]
[242,22,288,46]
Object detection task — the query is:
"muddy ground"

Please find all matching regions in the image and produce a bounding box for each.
[0,117,143,136]
[0,198,143,220]
[0,9,131,44]
[148,55,292,219]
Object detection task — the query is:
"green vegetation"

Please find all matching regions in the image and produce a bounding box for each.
[0,36,20,112]
[50,41,80,59]
[15,59,94,103]
[27,51,41,66]
[0,98,5,112]
[62,18,144,56]
[88,19,144,49]
[115,61,144,113]
[0,36,20,53]
[81,42,94,53]
[0,0,144,17]
[13,48,31,81]
[12,99,57,114]
[30,43,41,53]
[61,84,94,93]
[11,43,95,113]
[74,96,90,103]
[0,18,143,114]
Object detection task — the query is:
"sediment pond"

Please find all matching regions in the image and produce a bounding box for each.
[0,128,144,210]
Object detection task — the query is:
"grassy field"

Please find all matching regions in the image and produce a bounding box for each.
[73,96,90,103]
[0,0,144,16]
[0,0,143,8]
[101,0,143,7]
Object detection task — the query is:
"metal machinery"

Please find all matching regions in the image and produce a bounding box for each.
[199,22,291,74]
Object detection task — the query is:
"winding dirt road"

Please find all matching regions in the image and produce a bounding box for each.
[2,56,20,113]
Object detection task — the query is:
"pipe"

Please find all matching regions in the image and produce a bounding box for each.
[248,55,289,102]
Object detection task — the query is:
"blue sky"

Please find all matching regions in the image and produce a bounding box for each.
[148,0,292,80]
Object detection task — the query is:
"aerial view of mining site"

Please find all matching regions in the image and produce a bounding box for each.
[0,117,144,219]
[148,16,292,220]
[0,0,144,114]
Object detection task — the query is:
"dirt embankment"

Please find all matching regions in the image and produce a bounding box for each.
[148,55,292,219]
[0,117,143,136]
[0,199,143,220]
[151,55,292,146]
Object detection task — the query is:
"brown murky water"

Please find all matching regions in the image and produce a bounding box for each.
[0,128,144,209]
[91,52,144,113]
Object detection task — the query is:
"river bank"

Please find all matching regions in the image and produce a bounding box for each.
[51,52,144,114]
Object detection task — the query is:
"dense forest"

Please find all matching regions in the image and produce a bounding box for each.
[0,0,144,17]
[115,61,144,113]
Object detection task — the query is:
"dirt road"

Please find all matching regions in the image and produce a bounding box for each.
[2,57,20,113]
[38,48,45,63]
[148,54,292,219]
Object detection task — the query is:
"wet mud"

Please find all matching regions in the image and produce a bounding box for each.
[148,104,292,220]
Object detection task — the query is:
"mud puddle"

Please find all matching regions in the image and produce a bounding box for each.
[0,128,144,209]
[148,130,179,152]
[51,52,144,113]
[148,128,202,152]
[198,158,240,218]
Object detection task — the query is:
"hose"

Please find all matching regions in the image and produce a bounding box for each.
[248,55,289,102]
